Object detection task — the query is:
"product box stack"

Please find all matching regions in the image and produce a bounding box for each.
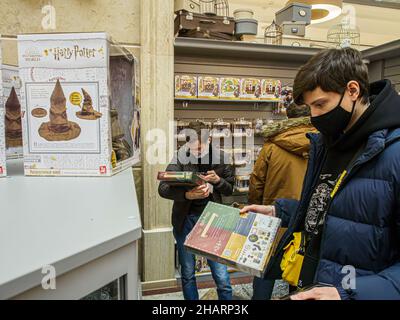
[0,37,6,177]
[3,64,23,159]
[17,32,140,176]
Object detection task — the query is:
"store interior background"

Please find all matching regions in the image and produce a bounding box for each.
[1,0,400,299]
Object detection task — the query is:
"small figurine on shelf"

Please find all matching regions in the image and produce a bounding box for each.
[211,118,231,138]
[232,118,253,138]
[235,175,250,193]
[254,118,264,135]
[175,119,190,142]
[232,148,252,167]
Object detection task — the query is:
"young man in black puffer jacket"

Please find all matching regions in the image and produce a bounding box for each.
[159,120,234,300]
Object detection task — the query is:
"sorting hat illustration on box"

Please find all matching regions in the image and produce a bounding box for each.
[76,88,102,120]
[111,108,132,161]
[5,87,23,148]
[38,79,81,141]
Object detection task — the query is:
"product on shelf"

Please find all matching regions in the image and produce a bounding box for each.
[232,118,253,138]
[175,75,197,99]
[0,67,5,177]
[175,119,190,142]
[157,171,206,187]
[220,78,241,99]
[240,78,261,100]
[3,64,23,159]
[211,119,231,138]
[175,11,237,41]
[281,86,294,107]
[198,76,220,99]
[253,118,264,135]
[111,108,132,162]
[232,148,252,167]
[18,32,140,176]
[184,201,283,277]
[235,175,250,193]
[261,79,282,100]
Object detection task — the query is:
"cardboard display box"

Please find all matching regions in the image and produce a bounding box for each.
[0,54,5,177]
[175,75,197,99]
[185,201,283,277]
[3,64,23,159]
[17,32,140,176]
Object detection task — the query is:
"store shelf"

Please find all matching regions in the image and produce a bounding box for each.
[175,98,282,103]
[175,38,321,63]
[362,39,400,62]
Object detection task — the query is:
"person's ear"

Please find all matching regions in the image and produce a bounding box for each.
[347,81,360,102]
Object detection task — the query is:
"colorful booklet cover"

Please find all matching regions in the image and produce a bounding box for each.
[184,201,283,277]
[157,171,206,187]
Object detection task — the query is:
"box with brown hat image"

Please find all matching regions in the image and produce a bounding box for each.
[0,63,5,177]
[17,32,140,176]
[3,65,23,159]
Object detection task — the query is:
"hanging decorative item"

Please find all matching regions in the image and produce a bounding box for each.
[199,0,229,17]
[327,22,360,49]
[264,20,283,45]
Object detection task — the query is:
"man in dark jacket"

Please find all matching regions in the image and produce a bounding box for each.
[158,120,234,300]
[250,104,316,300]
[242,47,400,300]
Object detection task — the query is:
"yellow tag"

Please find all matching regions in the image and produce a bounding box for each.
[331,170,347,199]
[111,150,117,168]
[69,92,82,106]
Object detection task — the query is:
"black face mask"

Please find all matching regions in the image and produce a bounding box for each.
[311,92,356,138]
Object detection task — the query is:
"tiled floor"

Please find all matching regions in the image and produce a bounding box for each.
[143,283,253,300]
[143,280,289,300]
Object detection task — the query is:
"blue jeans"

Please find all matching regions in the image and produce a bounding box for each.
[173,214,233,300]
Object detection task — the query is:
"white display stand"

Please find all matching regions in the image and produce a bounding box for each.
[0,160,142,300]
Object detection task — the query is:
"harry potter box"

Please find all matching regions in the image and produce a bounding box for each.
[17,32,141,176]
[3,64,23,159]
[0,42,5,177]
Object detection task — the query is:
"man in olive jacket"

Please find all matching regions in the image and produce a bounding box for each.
[158,120,235,300]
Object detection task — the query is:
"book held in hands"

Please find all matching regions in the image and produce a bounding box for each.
[184,201,284,277]
[157,171,206,187]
